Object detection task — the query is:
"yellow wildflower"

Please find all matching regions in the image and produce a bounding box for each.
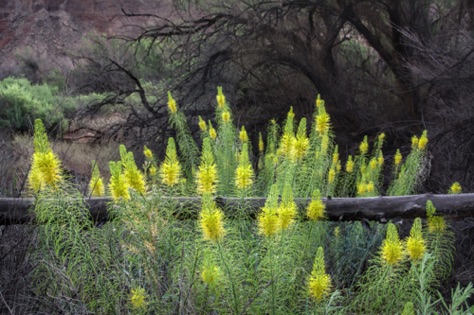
[315,94,323,108]
[332,147,339,165]
[394,149,402,166]
[293,136,309,160]
[201,264,221,287]
[418,130,428,150]
[216,86,226,108]
[149,165,157,176]
[278,184,297,230]
[377,152,384,166]
[449,182,462,194]
[222,110,231,123]
[209,122,217,140]
[167,91,177,113]
[427,216,446,234]
[278,134,295,157]
[366,181,375,193]
[200,194,225,242]
[359,136,369,155]
[108,161,130,201]
[130,287,147,309]
[369,158,378,170]
[411,136,419,150]
[198,116,207,131]
[235,164,253,190]
[308,247,332,302]
[239,126,249,143]
[161,162,181,187]
[258,208,279,237]
[143,146,153,159]
[346,156,354,173]
[328,168,336,184]
[258,184,280,237]
[88,162,105,197]
[334,226,340,238]
[196,164,218,194]
[196,138,218,194]
[316,113,330,135]
[406,218,425,261]
[381,223,403,266]
[30,151,63,191]
[160,138,181,187]
[306,190,325,221]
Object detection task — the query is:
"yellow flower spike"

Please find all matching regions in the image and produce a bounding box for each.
[328,168,336,184]
[196,138,218,194]
[377,152,384,166]
[34,151,63,190]
[306,189,325,221]
[88,161,105,197]
[279,134,295,157]
[198,116,207,132]
[196,164,218,194]
[394,149,403,166]
[167,91,177,113]
[216,86,226,108]
[332,146,339,165]
[418,130,428,150]
[149,166,157,176]
[366,181,375,193]
[258,132,264,153]
[200,193,226,242]
[235,143,254,190]
[144,146,153,160]
[369,158,378,170]
[336,160,341,172]
[160,138,181,187]
[201,264,221,287]
[316,113,330,135]
[120,145,147,194]
[427,216,446,233]
[222,110,231,123]
[239,126,249,143]
[357,183,366,195]
[278,183,297,230]
[258,184,280,237]
[235,164,253,189]
[108,161,130,202]
[411,136,419,150]
[406,218,425,261]
[334,226,341,238]
[378,132,385,144]
[380,223,403,266]
[359,136,369,155]
[315,94,323,108]
[308,247,332,302]
[425,200,446,233]
[28,119,63,192]
[449,182,462,194]
[346,155,354,173]
[209,121,217,140]
[130,287,147,309]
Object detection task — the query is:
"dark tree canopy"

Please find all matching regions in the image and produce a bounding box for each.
[74,0,474,192]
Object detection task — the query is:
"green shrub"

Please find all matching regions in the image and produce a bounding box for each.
[0,77,76,132]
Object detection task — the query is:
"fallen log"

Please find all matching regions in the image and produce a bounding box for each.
[1,193,473,225]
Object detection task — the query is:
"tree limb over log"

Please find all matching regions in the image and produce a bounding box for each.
[1,193,473,225]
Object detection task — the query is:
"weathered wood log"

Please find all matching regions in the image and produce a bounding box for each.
[1,193,473,225]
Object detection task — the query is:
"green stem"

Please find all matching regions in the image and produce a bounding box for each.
[217,241,240,314]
